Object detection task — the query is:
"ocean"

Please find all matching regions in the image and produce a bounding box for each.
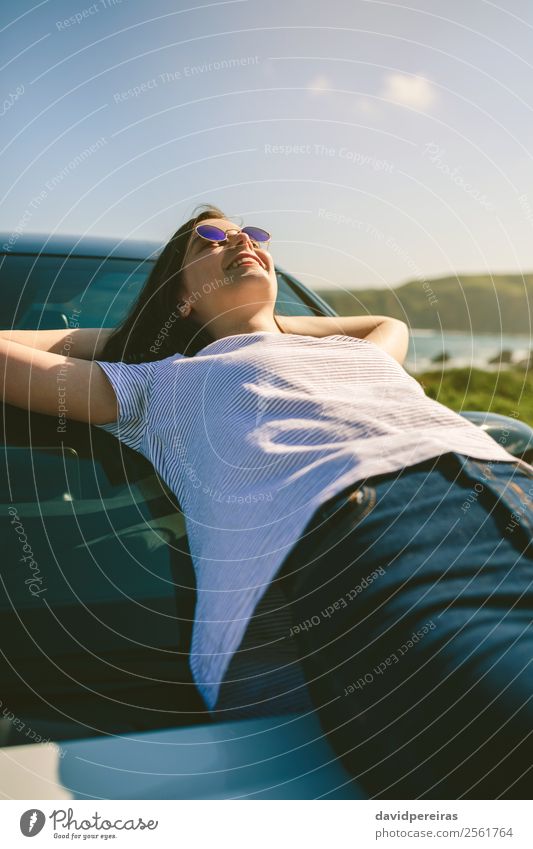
[405,330,533,373]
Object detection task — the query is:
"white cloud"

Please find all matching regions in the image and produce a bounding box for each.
[381,72,436,110]
[355,97,381,118]
[307,75,330,94]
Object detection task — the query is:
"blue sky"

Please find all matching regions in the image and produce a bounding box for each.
[1,0,532,291]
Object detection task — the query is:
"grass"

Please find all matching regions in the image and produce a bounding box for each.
[408,367,533,428]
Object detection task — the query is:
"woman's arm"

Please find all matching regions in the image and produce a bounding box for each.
[0,337,118,424]
[278,314,410,365]
[0,327,113,359]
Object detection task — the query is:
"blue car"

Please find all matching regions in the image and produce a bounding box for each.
[1,233,532,799]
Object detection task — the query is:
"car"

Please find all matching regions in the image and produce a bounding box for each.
[1,232,532,800]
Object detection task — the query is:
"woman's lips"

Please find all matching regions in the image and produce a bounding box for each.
[228,260,263,271]
[225,251,265,271]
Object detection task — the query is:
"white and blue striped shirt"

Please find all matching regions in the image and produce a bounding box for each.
[96,331,518,710]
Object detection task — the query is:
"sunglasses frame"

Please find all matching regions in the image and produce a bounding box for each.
[193,224,271,248]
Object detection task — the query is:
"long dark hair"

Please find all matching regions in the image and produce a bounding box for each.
[101,204,231,362]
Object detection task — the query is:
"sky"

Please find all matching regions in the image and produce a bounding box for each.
[1,0,532,292]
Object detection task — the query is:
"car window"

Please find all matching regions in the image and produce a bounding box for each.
[0,254,152,329]
[275,271,317,316]
[1,411,186,611]
[0,254,317,329]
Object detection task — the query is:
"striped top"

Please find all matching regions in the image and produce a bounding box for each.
[95,331,519,710]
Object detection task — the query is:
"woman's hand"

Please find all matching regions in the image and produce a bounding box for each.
[0,327,113,359]
[277,314,410,365]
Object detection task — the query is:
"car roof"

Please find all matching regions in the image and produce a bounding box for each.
[0,232,164,261]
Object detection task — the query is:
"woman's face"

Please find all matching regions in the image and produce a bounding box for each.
[179,217,278,334]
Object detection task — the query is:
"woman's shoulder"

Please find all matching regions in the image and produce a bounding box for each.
[147,350,189,370]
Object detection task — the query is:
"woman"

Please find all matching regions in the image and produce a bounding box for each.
[2,204,532,799]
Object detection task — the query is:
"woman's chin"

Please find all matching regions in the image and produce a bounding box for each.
[226,271,272,289]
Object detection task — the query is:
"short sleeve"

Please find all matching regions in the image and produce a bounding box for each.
[94,359,155,454]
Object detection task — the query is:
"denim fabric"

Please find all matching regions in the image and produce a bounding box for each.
[273,451,533,799]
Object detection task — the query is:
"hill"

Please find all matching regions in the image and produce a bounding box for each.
[315,273,533,334]
[411,367,533,428]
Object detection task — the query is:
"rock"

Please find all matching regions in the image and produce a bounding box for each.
[431,350,451,363]
[488,348,514,364]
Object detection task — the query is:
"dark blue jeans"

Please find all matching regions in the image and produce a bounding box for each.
[273,451,533,799]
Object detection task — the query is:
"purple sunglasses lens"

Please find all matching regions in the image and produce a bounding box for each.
[196,224,271,243]
[241,226,270,243]
[196,224,227,241]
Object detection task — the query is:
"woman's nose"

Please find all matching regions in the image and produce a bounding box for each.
[226,229,253,248]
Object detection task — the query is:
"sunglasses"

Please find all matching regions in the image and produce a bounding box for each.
[193,224,271,249]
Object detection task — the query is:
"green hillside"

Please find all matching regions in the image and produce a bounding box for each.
[411,367,533,428]
[316,273,533,334]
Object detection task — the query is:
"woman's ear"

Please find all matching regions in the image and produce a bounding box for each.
[178,300,192,318]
